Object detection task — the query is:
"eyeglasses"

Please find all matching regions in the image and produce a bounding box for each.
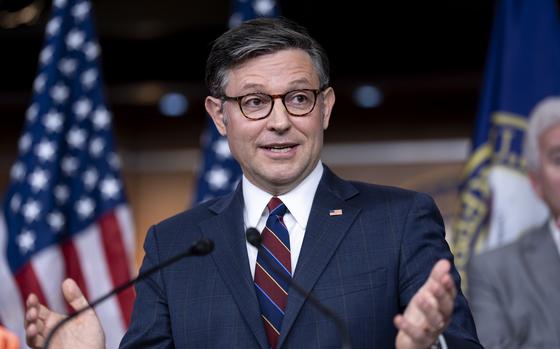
[221,88,326,120]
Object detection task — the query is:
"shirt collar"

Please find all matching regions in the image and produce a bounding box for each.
[242,161,324,229]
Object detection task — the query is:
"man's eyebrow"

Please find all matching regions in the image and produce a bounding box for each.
[235,78,315,94]
[286,78,314,87]
[239,83,266,91]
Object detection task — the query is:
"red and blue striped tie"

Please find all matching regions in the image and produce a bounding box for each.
[254,197,291,349]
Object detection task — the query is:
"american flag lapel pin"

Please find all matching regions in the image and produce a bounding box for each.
[329,209,343,216]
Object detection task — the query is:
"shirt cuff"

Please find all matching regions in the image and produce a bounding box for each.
[431,334,448,349]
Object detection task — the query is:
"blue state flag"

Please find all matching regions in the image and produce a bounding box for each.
[453,0,560,283]
[193,0,279,204]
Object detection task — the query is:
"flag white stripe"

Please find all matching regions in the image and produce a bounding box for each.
[74,223,125,349]
[0,214,29,347]
[115,205,136,273]
[31,246,66,314]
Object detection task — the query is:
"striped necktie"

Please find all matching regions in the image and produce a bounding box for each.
[254,197,291,349]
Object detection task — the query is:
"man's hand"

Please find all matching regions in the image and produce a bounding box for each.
[394,259,456,349]
[24,278,105,349]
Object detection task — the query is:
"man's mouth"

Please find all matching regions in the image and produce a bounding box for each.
[265,145,295,152]
[261,144,298,153]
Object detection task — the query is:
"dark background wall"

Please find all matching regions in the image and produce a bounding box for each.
[1,0,495,149]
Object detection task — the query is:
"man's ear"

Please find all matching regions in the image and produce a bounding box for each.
[205,96,227,136]
[320,87,335,130]
[528,171,544,200]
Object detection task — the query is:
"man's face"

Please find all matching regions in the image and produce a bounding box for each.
[205,49,335,195]
[529,123,560,220]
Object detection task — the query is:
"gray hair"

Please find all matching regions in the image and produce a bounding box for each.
[205,17,330,97]
[524,96,560,171]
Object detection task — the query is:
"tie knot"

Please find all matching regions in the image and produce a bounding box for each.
[267,197,287,217]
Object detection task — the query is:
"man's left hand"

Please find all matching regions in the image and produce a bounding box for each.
[394,259,456,349]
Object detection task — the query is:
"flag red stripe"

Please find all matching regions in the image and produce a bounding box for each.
[14,263,47,312]
[60,239,89,314]
[98,211,134,326]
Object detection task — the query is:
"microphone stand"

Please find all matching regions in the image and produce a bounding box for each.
[246,228,352,349]
[44,238,214,349]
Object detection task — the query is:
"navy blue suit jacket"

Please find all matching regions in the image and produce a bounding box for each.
[120,168,481,348]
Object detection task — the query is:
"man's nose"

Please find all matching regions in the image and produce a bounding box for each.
[266,98,291,131]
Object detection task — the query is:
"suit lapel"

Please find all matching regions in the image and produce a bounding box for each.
[520,223,560,345]
[198,187,269,349]
[277,168,360,348]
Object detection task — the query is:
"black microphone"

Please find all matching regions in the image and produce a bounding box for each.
[246,228,352,349]
[44,238,214,349]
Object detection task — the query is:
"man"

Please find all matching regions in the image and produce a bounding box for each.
[25,17,480,348]
[468,96,560,348]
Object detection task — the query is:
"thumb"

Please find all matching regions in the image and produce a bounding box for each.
[62,278,89,311]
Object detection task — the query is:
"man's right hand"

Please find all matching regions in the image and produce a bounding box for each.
[394,259,456,349]
[24,278,106,349]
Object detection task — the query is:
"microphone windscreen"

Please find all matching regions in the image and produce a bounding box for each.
[245,228,262,247]
[190,238,214,255]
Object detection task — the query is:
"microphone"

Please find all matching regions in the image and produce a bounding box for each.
[44,238,214,349]
[246,228,352,349]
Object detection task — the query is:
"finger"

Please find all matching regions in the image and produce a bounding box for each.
[25,294,40,320]
[25,308,46,346]
[425,277,450,304]
[441,273,457,299]
[26,293,39,308]
[25,293,52,324]
[25,297,37,328]
[25,323,45,348]
[418,277,455,332]
[25,322,38,338]
[429,273,456,318]
[394,314,435,345]
[62,278,90,311]
[439,289,455,319]
[435,273,455,298]
[37,302,54,322]
[426,263,456,304]
[428,259,451,284]
[420,261,450,302]
[416,293,446,334]
[25,303,51,342]
[25,304,39,325]
[395,313,430,341]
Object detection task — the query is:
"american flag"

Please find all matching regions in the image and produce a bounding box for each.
[0,0,135,348]
[193,0,279,204]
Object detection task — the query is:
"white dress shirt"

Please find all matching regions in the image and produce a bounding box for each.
[243,161,323,278]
